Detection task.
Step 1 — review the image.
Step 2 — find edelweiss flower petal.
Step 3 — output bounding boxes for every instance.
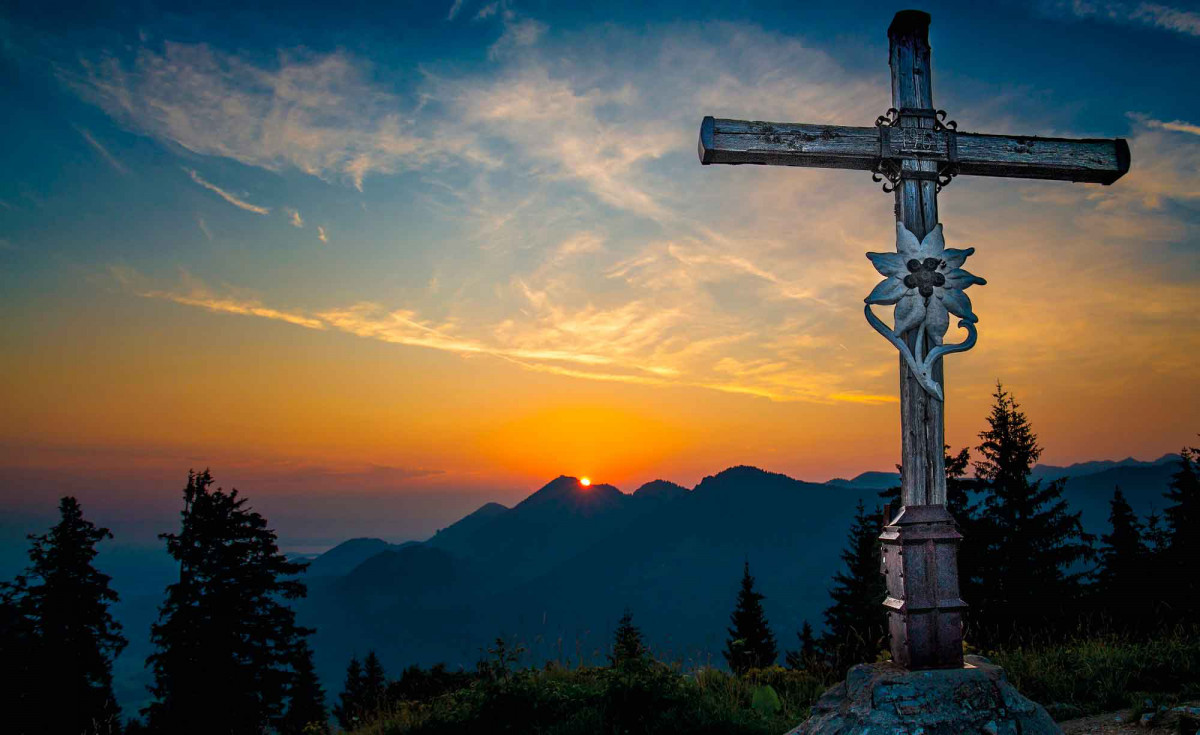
[893,293,926,335]
[896,221,921,258]
[941,289,977,322]
[917,223,945,260]
[944,268,987,290]
[925,297,950,343]
[867,251,908,278]
[866,277,909,305]
[941,247,975,270]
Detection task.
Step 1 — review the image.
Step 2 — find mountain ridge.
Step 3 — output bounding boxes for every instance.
[85,452,1188,716]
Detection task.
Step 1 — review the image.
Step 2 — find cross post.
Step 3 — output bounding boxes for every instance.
[697,9,1128,670]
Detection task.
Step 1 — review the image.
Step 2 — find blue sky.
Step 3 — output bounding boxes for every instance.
[1,0,1198,548]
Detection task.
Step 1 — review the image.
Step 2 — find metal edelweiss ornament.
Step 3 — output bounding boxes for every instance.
[863,222,986,401]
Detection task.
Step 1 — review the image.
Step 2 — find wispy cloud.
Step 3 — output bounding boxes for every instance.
[67,44,481,190]
[108,266,893,403]
[71,17,1199,413]
[1131,3,1200,35]
[1050,1,1200,36]
[75,126,128,174]
[184,168,269,214]
[1098,114,1200,209]
[109,266,325,329]
[195,213,213,241]
[489,17,548,59]
[285,207,304,228]
[1146,118,1200,137]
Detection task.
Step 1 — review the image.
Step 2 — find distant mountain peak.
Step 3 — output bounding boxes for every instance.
[305,537,417,578]
[465,501,508,518]
[709,465,774,481]
[693,466,803,497]
[631,479,688,507]
[1030,453,1182,481]
[633,479,688,497]
[515,476,624,511]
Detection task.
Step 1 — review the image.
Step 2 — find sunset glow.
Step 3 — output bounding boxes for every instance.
[0,1,1196,549]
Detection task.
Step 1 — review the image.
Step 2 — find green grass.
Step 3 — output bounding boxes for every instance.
[988,626,1200,718]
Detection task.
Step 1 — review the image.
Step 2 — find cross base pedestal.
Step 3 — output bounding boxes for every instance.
[787,656,1062,735]
[880,504,967,670]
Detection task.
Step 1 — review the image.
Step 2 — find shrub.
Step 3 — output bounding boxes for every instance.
[990,625,1200,717]
[347,661,830,735]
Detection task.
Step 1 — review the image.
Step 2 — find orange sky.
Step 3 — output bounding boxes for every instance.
[1,6,1197,546]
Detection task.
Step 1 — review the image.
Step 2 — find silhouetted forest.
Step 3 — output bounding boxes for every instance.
[3,384,1198,733]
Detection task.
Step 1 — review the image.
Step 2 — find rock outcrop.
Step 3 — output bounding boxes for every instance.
[789,655,1061,735]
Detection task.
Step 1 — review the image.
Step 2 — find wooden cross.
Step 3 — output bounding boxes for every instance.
[697,10,1128,670]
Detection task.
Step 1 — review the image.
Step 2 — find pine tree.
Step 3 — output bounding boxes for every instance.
[1096,487,1145,624]
[1162,445,1200,618]
[0,584,37,732]
[144,470,311,734]
[10,497,127,735]
[723,562,778,674]
[1139,507,1173,622]
[362,651,388,720]
[333,656,365,730]
[281,639,329,735]
[784,620,820,672]
[1144,509,1170,555]
[943,447,991,622]
[823,500,886,671]
[972,383,1094,644]
[609,608,648,667]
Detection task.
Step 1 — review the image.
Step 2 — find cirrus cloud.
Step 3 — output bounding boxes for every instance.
[66,44,480,190]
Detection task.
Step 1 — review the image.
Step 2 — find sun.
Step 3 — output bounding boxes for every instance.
[580,477,591,487]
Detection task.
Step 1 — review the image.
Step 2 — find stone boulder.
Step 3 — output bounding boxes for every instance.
[788,655,1061,735]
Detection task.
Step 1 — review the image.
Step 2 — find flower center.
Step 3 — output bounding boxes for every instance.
[903,258,946,297]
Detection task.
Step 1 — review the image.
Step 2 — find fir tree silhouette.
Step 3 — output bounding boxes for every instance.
[609,608,648,667]
[362,651,388,719]
[1097,486,1146,625]
[0,584,37,732]
[972,383,1094,644]
[5,497,126,735]
[723,561,777,674]
[823,500,886,671]
[144,470,311,734]
[1163,444,1200,619]
[281,639,329,735]
[1139,506,1174,625]
[334,656,365,730]
[1143,508,1170,555]
[784,620,821,673]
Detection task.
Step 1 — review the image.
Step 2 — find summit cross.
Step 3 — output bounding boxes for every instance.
[697,9,1128,670]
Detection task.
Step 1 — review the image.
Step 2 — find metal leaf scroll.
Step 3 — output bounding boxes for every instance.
[863,223,986,401]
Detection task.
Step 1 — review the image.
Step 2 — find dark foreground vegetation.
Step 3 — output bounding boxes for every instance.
[323,621,1200,735]
[2,382,1197,734]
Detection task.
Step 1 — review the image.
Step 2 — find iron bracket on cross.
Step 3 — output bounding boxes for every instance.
[872,107,960,193]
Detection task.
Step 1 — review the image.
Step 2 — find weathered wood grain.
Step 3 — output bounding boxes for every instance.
[698,117,1130,185]
[888,9,945,511]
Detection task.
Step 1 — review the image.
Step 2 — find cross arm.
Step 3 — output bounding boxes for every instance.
[698,116,1130,185]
